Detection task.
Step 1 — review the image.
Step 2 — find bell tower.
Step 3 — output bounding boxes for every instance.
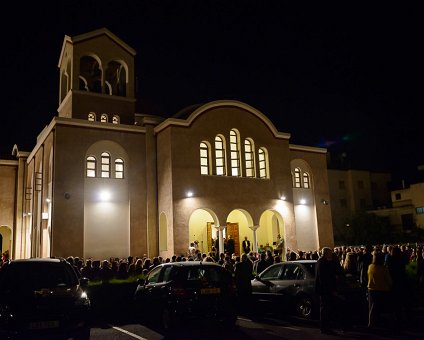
[57,28,136,125]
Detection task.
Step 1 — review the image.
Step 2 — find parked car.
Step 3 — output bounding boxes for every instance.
[251,260,365,320]
[134,261,237,330]
[0,258,91,339]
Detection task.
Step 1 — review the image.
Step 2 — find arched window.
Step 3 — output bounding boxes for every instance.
[258,147,269,179]
[230,129,241,176]
[303,172,310,189]
[79,56,102,93]
[115,158,124,179]
[215,135,226,176]
[86,156,96,177]
[88,112,96,121]
[200,142,210,175]
[244,139,255,177]
[100,114,108,123]
[294,167,301,188]
[112,115,120,124]
[101,152,111,178]
[105,61,127,97]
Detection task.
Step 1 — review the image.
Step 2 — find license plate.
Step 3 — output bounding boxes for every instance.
[200,287,220,295]
[29,320,60,330]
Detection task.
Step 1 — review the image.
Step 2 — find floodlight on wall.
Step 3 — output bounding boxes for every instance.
[46,198,51,203]
[299,199,306,205]
[42,212,49,220]
[280,195,286,201]
[186,191,193,198]
[321,199,329,205]
[99,190,112,201]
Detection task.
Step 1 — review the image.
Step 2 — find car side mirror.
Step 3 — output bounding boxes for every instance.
[80,277,89,289]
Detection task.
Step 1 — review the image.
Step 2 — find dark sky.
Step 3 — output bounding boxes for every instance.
[0,1,422,185]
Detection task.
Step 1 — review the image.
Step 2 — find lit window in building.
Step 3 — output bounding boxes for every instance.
[303,172,310,188]
[86,156,96,177]
[294,168,301,188]
[100,114,108,123]
[230,129,241,176]
[258,147,269,179]
[200,142,210,175]
[115,158,124,179]
[88,112,96,121]
[215,135,226,176]
[112,115,120,124]
[101,152,110,178]
[244,139,255,177]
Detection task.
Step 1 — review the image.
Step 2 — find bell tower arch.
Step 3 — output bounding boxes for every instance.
[57,28,136,125]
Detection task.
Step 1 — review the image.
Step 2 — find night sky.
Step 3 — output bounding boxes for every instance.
[0,1,422,186]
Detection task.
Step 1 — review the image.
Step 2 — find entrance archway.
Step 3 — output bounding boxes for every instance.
[227,209,253,256]
[0,226,12,257]
[188,209,219,255]
[258,210,285,253]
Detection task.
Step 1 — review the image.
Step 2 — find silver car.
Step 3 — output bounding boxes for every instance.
[251,260,318,319]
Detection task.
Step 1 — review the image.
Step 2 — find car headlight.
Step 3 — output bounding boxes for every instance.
[74,291,90,308]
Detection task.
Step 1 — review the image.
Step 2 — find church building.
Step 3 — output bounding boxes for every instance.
[0,28,334,260]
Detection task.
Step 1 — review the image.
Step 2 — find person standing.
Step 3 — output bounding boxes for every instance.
[242,236,251,254]
[367,251,392,328]
[234,253,254,314]
[226,235,235,256]
[315,247,342,334]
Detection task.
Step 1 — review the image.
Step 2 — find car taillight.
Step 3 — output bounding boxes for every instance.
[171,287,188,297]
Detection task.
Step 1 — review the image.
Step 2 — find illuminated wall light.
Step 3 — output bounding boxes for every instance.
[46,198,51,203]
[299,199,306,205]
[42,212,49,220]
[280,195,286,201]
[186,191,193,198]
[99,190,112,201]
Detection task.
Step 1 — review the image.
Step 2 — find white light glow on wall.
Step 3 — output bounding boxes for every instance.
[186,191,193,197]
[99,190,112,201]
[280,195,286,201]
[299,198,306,205]
[42,212,49,220]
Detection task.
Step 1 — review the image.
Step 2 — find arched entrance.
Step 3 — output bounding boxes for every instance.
[188,209,219,255]
[227,209,254,256]
[258,210,285,254]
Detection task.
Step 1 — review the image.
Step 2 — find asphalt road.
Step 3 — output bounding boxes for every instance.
[88,313,424,340]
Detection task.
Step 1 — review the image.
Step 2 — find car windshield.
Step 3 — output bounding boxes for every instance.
[0,262,78,291]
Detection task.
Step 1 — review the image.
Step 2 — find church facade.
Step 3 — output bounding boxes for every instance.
[0,28,334,260]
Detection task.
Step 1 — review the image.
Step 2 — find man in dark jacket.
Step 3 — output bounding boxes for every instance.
[315,247,342,334]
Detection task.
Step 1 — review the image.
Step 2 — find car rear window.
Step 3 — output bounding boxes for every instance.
[174,266,230,286]
[0,262,78,290]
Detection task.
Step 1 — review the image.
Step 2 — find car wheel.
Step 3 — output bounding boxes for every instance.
[295,295,313,319]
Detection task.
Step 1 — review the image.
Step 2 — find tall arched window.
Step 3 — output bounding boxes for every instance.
[101,152,111,178]
[86,156,96,177]
[100,114,108,123]
[244,139,255,177]
[258,147,269,179]
[88,112,96,121]
[303,172,310,189]
[112,115,120,124]
[230,129,241,176]
[200,142,210,175]
[294,167,301,188]
[215,135,226,176]
[115,158,124,179]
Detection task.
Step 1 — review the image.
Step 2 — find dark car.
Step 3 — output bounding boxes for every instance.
[251,260,365,320]
[251,260,318,319]
[0,258,91,339]
[133,261,237,330]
